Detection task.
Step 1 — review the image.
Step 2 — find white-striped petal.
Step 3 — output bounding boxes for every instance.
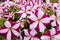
[38,9,44,18]
[21,13,27,18]
[30,21,38,29]
[41,18,50,23]
[30,29,37,36]
[50,15,56,20]
[41,36,50,40]
[0,29,8,33]
[24,37,30,40]
[39,22,46,32]
[50,28,56,35]
[4,21,11,28]
[51,21,56,26]
[33,37,40,40]
[6,30,11,40]
[12,30,19,36]
[24,29,29,36]
[54,34,60,40]
[28,13,37,21]
[57,19,60,25]
[12,23,20,29]
[17,10,23,13]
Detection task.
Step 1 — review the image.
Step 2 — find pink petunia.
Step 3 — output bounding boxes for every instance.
[0,21,20,40]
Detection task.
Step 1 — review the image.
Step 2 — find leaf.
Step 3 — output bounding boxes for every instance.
[0,35,5,40]
[9,6,19,13]
[36,30,42,37]
[50,0,58,2]
[10,13,20,22]
[0,18,6,27]
[48,10,55,16]
[44,23,54,33]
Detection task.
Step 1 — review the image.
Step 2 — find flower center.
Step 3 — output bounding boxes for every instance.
[37,18,41,22]
[8,27,13,31]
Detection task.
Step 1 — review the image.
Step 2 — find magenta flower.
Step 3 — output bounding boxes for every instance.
[0,21,20,40]
[29,9,50,32]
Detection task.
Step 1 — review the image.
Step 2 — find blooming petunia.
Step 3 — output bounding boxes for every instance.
[50,9,60,26]
[41,28,58,40]
[29,8,50,32]
[0,21,20,40]
[24,29,40,40]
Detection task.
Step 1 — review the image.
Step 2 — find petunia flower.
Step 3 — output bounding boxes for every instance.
[29,8,50,32]
[41,28,58,40]
[24,29,40,40]
[0,21,20,40]
[50,9,60,26]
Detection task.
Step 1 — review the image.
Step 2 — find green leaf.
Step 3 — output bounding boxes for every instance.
[0,35,5,40]
[0,18,6,27]
[9,6,19,13]
[46,9,55,16]
[44,23,53,33]
[50,0,57,2]
[48,10,55,16]
[10,13,20,22]
[36,30,42,37]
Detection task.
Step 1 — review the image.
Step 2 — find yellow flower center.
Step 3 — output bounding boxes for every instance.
[37,18,41,22]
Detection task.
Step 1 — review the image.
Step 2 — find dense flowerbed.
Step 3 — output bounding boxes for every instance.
[0,0,60,40]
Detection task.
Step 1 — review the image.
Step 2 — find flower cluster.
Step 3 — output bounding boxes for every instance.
[0,0,60,40]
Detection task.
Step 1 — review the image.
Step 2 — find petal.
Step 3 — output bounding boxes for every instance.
[12,30,19,36]
[30,21,38,29]
[31,37,34,40]
[28,13,37,21]
[50,15,56,20]
[50,28,56,35]
[56,10,60,16]
[0,29,8,33]
[24,29,29,36]
[30,29,37,36]
[51,21,56,26]
[12,23,20,29]
[41,36,50,40]
[38,9,44,18]
[57,19,60,25]
[33,37,40,40]
[24,37,30,40]
[54,34,60,40]
[17,10,23,13]
[21,13,27,18]
[6,30,11,40]
[4,21,11,28]
[41,18,50,23]
[39,22,46,32]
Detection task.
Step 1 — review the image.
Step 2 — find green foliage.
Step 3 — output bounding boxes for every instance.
[46,9,55,16]
[36,30,42,37]
[50,0,57,2]
[0,35,5,40]
[44,23,53,33]
[10,13,20,22]
[9,6,19,13]
[0,18,6,27]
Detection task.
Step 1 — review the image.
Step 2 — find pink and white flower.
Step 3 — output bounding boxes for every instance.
[29,8,50,32]
[24,29,40,40]
[50,9,60,26]
[41,28,58,40]
[0,21,20,40]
